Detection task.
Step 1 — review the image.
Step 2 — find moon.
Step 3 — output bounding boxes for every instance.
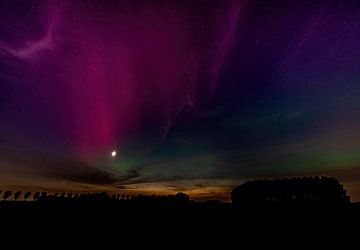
[111,150,117,158]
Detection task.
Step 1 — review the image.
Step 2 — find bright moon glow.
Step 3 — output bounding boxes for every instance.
[111,150,117,158]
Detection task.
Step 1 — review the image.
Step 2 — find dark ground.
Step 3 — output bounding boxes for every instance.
[1,201,359,249]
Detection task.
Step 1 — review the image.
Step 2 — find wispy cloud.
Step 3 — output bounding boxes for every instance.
[0,6,60,61]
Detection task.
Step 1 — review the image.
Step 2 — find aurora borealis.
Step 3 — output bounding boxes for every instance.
[1,0,360,201]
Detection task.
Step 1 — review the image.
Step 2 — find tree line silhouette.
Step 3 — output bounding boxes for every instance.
[0,176,353,206]
[231,176,350,206]
[0,190,190,203]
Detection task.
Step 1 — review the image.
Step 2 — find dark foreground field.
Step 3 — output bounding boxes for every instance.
[1,201,359,249]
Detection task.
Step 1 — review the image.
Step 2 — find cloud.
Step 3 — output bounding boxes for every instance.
[0,30,53,60]
[209,1,246,96]
[35,159,156,186]
[0,4,60,61]
[42,161,119,185]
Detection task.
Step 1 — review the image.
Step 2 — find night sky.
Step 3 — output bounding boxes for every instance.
[1,0,360,201]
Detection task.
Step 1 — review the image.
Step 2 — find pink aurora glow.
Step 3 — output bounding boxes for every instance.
[20,1,243,161]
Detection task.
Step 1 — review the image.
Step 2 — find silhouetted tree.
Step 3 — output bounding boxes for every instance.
[24,192,31,201]
[33,192,41,200]
[14,191,22,201]
[40,192,47,199]
[3,191,12,200]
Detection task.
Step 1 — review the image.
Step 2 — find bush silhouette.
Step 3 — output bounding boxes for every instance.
[174,192,190,202]
[232,176,350,206]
